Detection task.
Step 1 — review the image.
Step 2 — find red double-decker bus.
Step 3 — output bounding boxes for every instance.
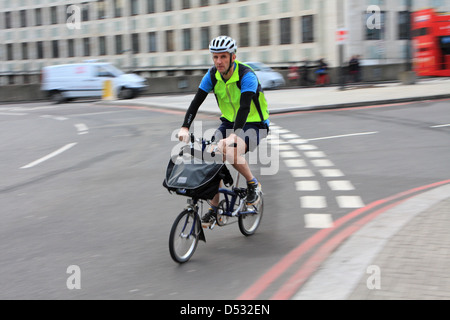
[412,8,450,76]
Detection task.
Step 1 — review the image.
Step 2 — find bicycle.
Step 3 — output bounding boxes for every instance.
[166,134,264,264]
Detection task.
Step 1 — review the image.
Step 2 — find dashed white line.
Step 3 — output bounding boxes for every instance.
[304,213,333,229]
[327,180,355,191]
[290,169,315,178]
[300,196,327,209]
[320,169,345,177]
[296,181,321,191]
[307,131,378,141]
[284,159,307,168]
[75,123,89,135]
[336,196,365,208]
[280,151,301,158]
[20,142,78,169]
[311,159,334,167]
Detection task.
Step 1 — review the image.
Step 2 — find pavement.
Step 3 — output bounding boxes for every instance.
[98,77,450,300]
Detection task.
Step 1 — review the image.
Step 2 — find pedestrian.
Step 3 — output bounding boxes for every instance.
[288,64,300,86]
[348,55,361,83]
[315,58,330,86]
[300,59,312,87]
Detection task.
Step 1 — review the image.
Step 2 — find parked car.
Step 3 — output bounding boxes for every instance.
[41,62,147,103]
[244,62,286,89]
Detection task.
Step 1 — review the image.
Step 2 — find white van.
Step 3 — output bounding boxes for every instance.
[41,62,147,103]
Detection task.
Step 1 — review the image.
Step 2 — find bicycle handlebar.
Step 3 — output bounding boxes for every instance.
[175,132,237,158]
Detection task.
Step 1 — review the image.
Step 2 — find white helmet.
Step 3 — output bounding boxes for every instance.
[209,36,237,54]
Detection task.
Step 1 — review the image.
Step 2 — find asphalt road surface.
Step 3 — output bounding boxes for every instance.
[0,98,448,300]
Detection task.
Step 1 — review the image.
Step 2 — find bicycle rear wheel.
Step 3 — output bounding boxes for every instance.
[238,195,263,236]
[169,209,200,263]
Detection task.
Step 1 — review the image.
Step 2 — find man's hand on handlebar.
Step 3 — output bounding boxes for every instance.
[177,127,190,143]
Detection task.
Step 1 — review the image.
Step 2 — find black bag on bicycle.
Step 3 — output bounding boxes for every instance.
[163,155,233,200]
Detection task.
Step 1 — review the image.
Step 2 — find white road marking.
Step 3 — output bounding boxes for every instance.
[311,159,334,167]
[327,180,355,191]
[296,144,318,151]
[20,143,78,169]
[75,123,89,135]
[320,169,344,177]
[296,181,320,191]
[281,133,301,139]
[430,123,450,128]
[308,131,378,141]
[304,213,333,229]
[304,151,326,158]
[290,169,315,178]
[336,196,365,208]
[68,110,125,117]
[0,112,27,116]
[41,115,68,121]
[284,159,307,168]
[300,196,327,208]
[280,151,301,158]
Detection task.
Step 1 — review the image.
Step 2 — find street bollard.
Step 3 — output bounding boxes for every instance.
[102,79,116,100]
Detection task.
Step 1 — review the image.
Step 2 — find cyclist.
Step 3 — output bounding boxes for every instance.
[177,35,270,226]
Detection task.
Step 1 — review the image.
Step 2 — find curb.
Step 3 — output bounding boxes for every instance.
[96,93,450,116]
[292,182,450,300]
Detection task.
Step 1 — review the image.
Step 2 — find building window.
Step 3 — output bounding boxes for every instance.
[147,0,155,13]
[37,41,44,59]
[302,15,314,43]
[82,3,89,21]
[183,29,192,50]
[166,30,175,51]
[52,40,59,58]
[220,25,229,36]
[165,0,173,12]
[398,11,411,40]
[239,23,250,47]
[114,0,123,18]
[115,35,123,54]
[200,0,209,6]
[5,12,12,29]
[259,20,270,46]
[131,0,139,16]
[182,0,191,9]
[97,0,106,19]
[20,10,27,28]
[280,18,291,44]
[83,38,90,56]
[68,39,75,57]
[51,7,58,24]
[201,27,210,49]
[22,43,28,60]
[148,32,157,52]
[132,33,140,53]
[99,36,107,55]
[35,8,42,26]
[7,44,14,60]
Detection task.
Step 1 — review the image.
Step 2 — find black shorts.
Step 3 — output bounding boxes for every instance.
[214,117,269,153]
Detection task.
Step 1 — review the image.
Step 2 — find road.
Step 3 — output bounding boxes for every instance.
[0,98,448,300]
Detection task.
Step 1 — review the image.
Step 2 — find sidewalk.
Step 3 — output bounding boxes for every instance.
[98,77,450,115]
[293,183,450,300]
[100,77,450,300]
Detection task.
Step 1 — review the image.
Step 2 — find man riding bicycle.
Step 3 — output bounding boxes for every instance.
[177,36,270,227]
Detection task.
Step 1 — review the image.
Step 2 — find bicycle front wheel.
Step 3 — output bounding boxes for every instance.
[238,196,263,236]
[169,209,199,263]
